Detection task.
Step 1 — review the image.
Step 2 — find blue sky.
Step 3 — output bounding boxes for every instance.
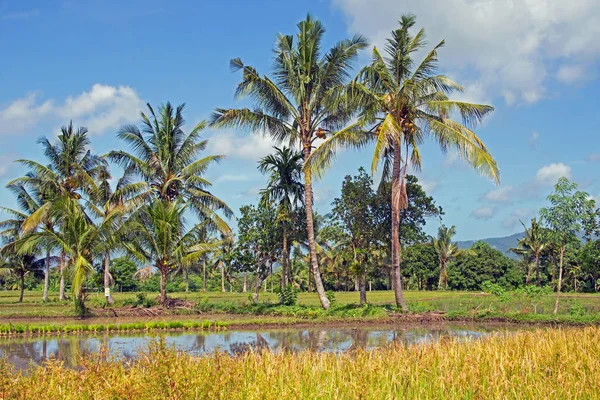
[1,0,599,241]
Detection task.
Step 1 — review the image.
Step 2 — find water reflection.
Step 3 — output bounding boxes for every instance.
[0,324,519,370]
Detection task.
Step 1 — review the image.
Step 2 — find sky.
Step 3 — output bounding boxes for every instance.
[0,0,599,241]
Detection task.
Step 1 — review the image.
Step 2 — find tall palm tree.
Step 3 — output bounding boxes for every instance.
[307,15,499,309]
[211,15,367,309]
[432,225,468,290]
[124,200,218,306]
[511,218,547,286]
[258,146,304,289]
[108,102,232,233]
[210,234,236,293]
[9,122,105,300]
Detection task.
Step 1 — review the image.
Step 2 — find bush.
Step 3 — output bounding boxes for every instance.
[275,285,298,306]
[326,290,337,306]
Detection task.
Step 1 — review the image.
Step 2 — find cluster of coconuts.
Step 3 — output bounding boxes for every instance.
[316,128,327,139]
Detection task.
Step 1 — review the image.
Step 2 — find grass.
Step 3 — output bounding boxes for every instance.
[1,290,600,334]
[0,327,598,399]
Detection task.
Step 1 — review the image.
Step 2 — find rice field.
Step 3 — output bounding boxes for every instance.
[0,327,598,399]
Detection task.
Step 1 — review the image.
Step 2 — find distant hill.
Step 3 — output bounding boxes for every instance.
[457,232,523,258]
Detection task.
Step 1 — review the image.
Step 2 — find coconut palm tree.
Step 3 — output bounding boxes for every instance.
[108,102,232,234]
[124,200,218,306]
[9,122,105,300]
[18,197,115,314]
[87,165,146,304]
[211,15,367,309]
[2,183,56,301]
[0,210,47,303]
[210,234,236,293]
[307,15,498,309]
[258,146,304,289]
[432,225,469,290]
[511,218,547,286]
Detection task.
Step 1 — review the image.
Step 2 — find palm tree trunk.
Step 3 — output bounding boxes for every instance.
[221,263,225,293]
[19,273,25,303]
[59,252,66,301]
[525,262,532,286]
[243,273,247,293]
[302,147,330,310]
[282,225,289,289]
[391,143,408,310]
[554,246,565,314]
[104,253,114,305]
[354,244,367,305]
[159,267,168,306]
[202,259,207,292]
[42,250,50,302]
[535,253,541,287]
[438,260,448,290]
[185,267,189,293]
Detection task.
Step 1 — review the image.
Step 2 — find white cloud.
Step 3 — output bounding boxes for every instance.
[503,208,533,229]
[535,163,572,185]
[470,206,495,221]
[209,132,276,161]
[557,64,587,83]
[0,84,142,136]
[334,0,600,104]
[482,186,513,203]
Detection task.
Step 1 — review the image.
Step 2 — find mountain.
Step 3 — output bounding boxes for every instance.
[457,232,523,258]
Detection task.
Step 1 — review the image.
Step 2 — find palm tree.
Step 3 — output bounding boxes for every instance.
[18,197,113,314]
[108,102,232,233]
[211,15,367,309]
[9,122,105,300]
[511,218,547,286]
[258,146,304,289]
[88,166,146,304]
[124,200,218,306]
[307,15,498,309]
[432,225,468,290]
[2,183,56,301]
[0,211,47,303]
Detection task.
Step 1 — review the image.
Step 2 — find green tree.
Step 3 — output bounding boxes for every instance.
[330,167,379,304]
[109,258,138,292]
[307,15,498,309]
[108,102,232,233]
[211,15,367,310]
[579,240,600,292]
[448,242,521,291]
[236,204,280,303]
[510,218,547,286]
[402,243,438,290]
[540,177,591,313]
[258,146,304,289]
[124,200,217,306]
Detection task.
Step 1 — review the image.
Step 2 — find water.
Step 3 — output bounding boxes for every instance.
[0,323,523,370]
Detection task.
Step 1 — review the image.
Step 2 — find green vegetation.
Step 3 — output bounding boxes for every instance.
[0,328,598,398]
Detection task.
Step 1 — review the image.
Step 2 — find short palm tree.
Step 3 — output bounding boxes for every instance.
[511,218,547,287]
[108,102,232,233]
[432,225,468,290]
[124,200,218,306]
[210,234,236,293]
[258,146,304,289]
[308,15,499,309]
[211,15,367,309]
